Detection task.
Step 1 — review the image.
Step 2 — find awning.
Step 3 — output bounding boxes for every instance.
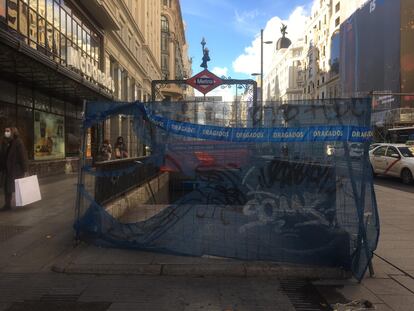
[0,28,114,104]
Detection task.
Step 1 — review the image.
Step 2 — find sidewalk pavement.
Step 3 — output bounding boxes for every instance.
[315,179,414,311]
[0,174,414,310]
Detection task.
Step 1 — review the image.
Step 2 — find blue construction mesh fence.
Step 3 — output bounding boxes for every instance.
[74,98,379,281]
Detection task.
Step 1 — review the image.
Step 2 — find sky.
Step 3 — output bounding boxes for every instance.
[180,0,314,99]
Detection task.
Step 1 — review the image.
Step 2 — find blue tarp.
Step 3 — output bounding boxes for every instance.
[75,99,379,281]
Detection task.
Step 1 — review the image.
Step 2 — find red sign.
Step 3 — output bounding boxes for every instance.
[186,70,223,95]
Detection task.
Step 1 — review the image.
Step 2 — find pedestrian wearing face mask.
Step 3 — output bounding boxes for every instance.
[0,127,28,211]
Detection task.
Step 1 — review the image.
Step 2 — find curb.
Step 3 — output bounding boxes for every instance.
[51,261,350,279]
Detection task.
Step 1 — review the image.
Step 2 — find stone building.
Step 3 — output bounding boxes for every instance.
[0,0,188,176]
[159,0,192,101]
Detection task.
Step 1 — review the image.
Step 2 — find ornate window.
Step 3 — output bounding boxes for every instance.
[161,15,169,77]
[161,15,169,32]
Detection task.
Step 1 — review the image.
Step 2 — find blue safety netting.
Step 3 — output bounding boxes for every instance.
[75,99,379,281]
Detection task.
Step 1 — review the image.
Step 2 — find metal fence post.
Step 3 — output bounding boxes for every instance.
[74,100,88,245]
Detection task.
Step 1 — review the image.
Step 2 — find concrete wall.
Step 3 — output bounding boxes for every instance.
[104,172,170,219]
[28,157,79,178]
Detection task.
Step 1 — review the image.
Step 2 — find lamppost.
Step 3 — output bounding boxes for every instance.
[252,29,273,126]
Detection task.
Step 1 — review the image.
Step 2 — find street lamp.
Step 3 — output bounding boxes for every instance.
[252,29,273,126]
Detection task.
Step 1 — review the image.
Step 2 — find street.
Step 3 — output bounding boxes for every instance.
[0,174,412,310]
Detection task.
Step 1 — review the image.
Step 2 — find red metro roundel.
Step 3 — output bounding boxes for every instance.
[186,70,223,95]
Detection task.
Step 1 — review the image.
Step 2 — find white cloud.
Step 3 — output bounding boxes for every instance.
[211,66,229,77]
[233,9,262,35]
[232,6,308,76]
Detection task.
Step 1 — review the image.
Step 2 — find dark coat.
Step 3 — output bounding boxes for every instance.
[0,137,28,193]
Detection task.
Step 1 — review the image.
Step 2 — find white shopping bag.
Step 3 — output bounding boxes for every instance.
[15,175,42,206]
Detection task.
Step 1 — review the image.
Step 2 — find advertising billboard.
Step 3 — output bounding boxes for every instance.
[400,0,414,107]
[340,0,400,100]
[34,111,65,160]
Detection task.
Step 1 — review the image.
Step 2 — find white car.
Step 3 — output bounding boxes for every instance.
[369,144,414,184]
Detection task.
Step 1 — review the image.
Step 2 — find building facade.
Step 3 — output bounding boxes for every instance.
[0,0,176,176]
[159,0,192,101]
[340,0,414,131]
[292,0,366,100]
[102,0,161,159]
[263,39,305,102]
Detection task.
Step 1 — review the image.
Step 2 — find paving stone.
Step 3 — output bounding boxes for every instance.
[0,303,12,311]
[372,304,394,311]
[391,276,414,294]
[379,295,414,311]
[362,278,413,296]
[370,256,405,278]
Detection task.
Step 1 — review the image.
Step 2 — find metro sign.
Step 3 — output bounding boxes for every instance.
[186,69,223,95]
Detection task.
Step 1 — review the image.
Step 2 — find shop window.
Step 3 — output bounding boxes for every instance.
[65,12,71,39]
[45,22,53,53]
[53,0,59,29]
[0,102,17,133]
[65,102,77,118]
[76,23,81,47]
[17,106,34,160]
[59,6,65,34]
[0,80,16,103]
[86,32,91,55]
[38,16,45,46]
[72,21,77,45]
[60,34,66,62]
[65,117,81,156]
[81,28,86,51]
[34,91,50,111]
[46,0,52,22]
[19,0,29,38]
[27,0,37,11]
[50,97,64,115]
[34,110,65,160]
[7,0,18,30]
[38,0,46,17]
[91,37,98,61]
[17,85,33,107]
[1,0,6,20]
[53,28,59,58]
[28,9,36,47]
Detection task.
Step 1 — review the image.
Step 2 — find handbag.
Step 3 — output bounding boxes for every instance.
[15,175,42,206]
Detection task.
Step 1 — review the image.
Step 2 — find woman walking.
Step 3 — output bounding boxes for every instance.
[0,127,28,211]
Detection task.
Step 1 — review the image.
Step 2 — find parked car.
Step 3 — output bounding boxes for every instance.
[326,142,364,158]
[369,143,414,184]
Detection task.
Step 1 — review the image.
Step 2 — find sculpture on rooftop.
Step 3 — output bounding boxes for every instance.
[200,37,210,69]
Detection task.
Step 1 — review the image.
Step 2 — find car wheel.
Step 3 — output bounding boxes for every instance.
[401,168,413,185]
